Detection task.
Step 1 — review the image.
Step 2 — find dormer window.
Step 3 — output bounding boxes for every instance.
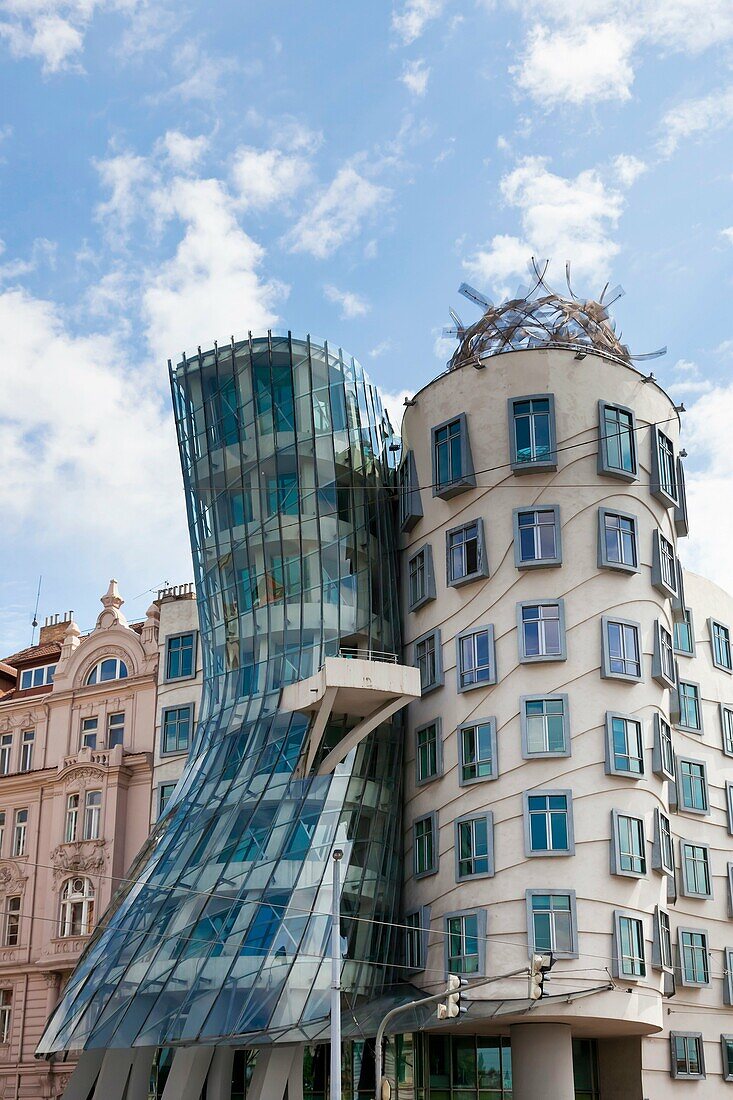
[86,658,128,686]
[19,664,56,690]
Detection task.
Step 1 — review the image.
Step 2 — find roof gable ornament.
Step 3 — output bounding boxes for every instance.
[96,579,128,631]
[443,257,666,370]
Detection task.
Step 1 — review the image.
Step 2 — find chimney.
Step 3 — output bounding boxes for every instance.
[39,611,74,645]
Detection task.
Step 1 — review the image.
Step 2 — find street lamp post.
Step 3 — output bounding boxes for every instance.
[331,848,344,1100]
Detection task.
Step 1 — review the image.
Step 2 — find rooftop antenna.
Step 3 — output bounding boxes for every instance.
[30,575,42,646]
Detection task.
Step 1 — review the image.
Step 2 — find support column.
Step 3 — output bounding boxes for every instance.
[206,1047,236,1100]
[160,1047,215,1100]
[510,1023,575,1100]
[247,1045,301,1100]
[126,1048,157,1100]
[60,1051,104,1100]
[287,1043,304,1100]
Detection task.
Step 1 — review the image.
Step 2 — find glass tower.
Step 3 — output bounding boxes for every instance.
[38,334,404,1053]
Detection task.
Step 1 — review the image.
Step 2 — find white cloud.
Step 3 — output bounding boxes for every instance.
[667,380,712,398]
[392,0,445,44]
[323,284,370,319]
[513,22,634,106]
[379,388,412,434]
[143,176,285,363]
[433,332,456,362]
[682,384,733,594]
[231,146,311,209]
[722,227,733,246]
[464,156,625,293]
[286,166,390,259]
[0,10,84,72]
[400,58,430,97]
[94,152,155,245]
[0,237,56,283]
[658,85,733,155]
[160,40,239,102]
[612,154,647,187]
[369,340,392,358]
[673,358,700,375]
[156,131,209,171]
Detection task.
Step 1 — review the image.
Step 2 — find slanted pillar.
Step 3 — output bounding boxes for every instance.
[247,1045,302,1100]
[161,1047,215,1100]
[509,1023,574,1100]
[60,1051,104,1099]
[206,1047,236,1100]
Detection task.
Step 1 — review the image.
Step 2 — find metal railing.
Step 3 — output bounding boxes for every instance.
[337,647,398,664]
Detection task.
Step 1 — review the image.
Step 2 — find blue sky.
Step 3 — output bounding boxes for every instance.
[1,0,733,653]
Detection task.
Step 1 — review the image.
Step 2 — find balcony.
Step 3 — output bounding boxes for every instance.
[281,651,421,775]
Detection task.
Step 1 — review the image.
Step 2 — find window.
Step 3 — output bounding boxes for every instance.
[431,414,475,498]
[652,714,675,781]
[653,809,674,877]
[679,929,710,986]
[414,813,437,878]
[513,506,562,568]
[107,712,125,749]
[455,813,493,880]
[681,842,712,899]
[3,898,20,947]
[404,910,428,971]
[601,617,642,681]
[722,706,733,756]
[446,519,488,586]
[457,626,496,691]
[527,890,577,958]
[522,695,570,758]
[83,792,101,841]
[446,912,482,975]
[728,783,733,835]
[675,456,689,537]
[0,736,11,777]
[59,877,95,938]
[19,730,33,773]
[11,810,27,858]
[651,531,678,598]
[65,794,79,843]
[605,713,644,777]
[415,720,441,785]
[598,509,638,572]
[652,622,676,688]
[653,907,674,977]
[459,720,497,784]
[613,911,646,978]
[677,758,709,814]
[674,608,695,656]
[651,427,678,506]
[524,790,573,855]
[0,813,4,855]
[509,394,557,472]
[722,1036,733,1082]
[711,619,733,672]
[86,657,128,686]
[414,630,442,694]
[677,681,702,732]
[670,1033,705,1079]
[398,451,422,531]
[266,473,298,515]
[407,545,435,611]
[19,663,55,690]
[725,948,733,1005]
[598,401,637,479]
[518,600,566,662]
[611,811,646,877]
[165,633,196,680]
[158,782,176,818]
[728,866,733,918]
[0,990,10,1044]
[162,706,192,755]
[80,717,98,750]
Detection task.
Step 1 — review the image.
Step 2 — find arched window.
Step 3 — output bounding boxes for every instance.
[59,877,95,938]
[86,658,128,686]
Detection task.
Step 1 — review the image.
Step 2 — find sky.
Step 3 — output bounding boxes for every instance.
[1,0,733,655]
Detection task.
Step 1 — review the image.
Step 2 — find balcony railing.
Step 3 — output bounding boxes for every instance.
[337,647,398,664]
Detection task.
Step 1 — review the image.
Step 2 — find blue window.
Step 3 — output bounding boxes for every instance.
[446,912,480,974]
[158,783,176,818]
[86,658,128,686]
[434,419,464,487]
[166,633,195,680]
[526,793,571,853]
[267,474,299,516]
[510,395,556,469]
[162,706,192,754]
[241,893,289,955]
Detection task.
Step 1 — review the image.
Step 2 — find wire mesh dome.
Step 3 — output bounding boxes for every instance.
[445,259,665,371]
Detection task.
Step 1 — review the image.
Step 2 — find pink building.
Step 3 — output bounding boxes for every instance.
[0,582,160,1099]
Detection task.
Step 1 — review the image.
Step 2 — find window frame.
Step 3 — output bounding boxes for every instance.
[680,840,712,900]
[443,908,487,977]
[517,599,567,664]
[674,456,689,537]
[652,713,674,781]
[604,711,644,778]
[458,718,498,786]
[164,630,198,682]
[106,711,125,750]
[525,888,578,960]
[678,928,710,988]
[85,656,129,686]
[601,616,643,682]
[512,505,562,569]
[157,782,176,819]
[11,809,27,858]
[3,897,20,948]
[161,704,193,756]
[597,508,639,574]
[407,544,436,612]
[652,621,677,689]
[710,618,733,673]
[651,426,679,507]
[431,413,476,499]
[670,1032,705,1080]
[413,628,443,695]
[673,607,695,656]
[521,693,571,759]
[446,518,489,587]
[652,905,673,974]
[0,989,10,1045]
[597,400,638,481]
[403,906,430,973]
[610,809,647,879]
[398,450,423,532]
[722,705,733,758]
[413,811,438,879]
[456,625,497,693]
[727,783,733,836]
[523,788,574,857]
[454,811,494,882]
[414,719,443,787]
[676,756,710,816]
[652,808,675,877]
[83,791,102,842]
[19,730,33,774]
[651,530,678,599]
[724,947,733,1005]
[508,393,558,473]
[612,909,646,980]
[676,679,703,734]
[722,1035,733,1082]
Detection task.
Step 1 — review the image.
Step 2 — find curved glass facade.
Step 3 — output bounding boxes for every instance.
[38,334,403,1053]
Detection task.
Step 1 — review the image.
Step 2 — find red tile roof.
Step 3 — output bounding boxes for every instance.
[2,641,62,667]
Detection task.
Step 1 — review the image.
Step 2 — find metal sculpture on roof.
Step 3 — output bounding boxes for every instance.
[444,258,666,370]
